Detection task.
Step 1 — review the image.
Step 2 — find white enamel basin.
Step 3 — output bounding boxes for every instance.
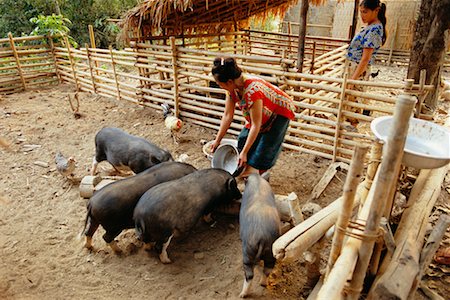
[371,116,450,169]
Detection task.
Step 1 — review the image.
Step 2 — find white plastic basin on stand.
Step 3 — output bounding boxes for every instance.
[371,116,450,169]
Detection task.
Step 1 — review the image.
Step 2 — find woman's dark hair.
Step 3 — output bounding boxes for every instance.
[360,0,387,45]
[211,57,242,83]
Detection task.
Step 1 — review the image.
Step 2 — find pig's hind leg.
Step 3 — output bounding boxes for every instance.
[260,251,276,287]
[157,234,174,264]
[83,215,99,250]
[102,228,124,255]
[239,261,255,298]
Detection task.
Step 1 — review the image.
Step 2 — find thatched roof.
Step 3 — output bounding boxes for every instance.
[121,0,328,40]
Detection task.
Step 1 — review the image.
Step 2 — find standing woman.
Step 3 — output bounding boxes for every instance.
[346,0,387,122]
[210,57,296,178]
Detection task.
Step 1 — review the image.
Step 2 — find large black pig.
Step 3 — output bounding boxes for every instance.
[133,168,242,264]
[91,127,173,175]
[82,162,196,254]
[239,174,281,298]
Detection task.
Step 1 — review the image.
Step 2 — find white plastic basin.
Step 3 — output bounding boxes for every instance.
[211,143,239,174]
[371,116,450,169]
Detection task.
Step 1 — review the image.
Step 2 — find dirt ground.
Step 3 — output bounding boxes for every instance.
[0,64,449,299]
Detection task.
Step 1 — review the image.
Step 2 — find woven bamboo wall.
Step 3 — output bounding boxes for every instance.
[0,34,60,94]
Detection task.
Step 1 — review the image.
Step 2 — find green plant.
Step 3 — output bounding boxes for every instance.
[30,14,77,47]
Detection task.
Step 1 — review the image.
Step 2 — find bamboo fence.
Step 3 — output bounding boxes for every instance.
[0,32,434,163]
[0,34,61,94]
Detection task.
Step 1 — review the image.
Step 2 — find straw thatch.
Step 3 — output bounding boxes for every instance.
[120,0,328,40]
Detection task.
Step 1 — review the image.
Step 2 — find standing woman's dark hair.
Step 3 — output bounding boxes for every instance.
[360,0,387,45]
[212,57,242,83]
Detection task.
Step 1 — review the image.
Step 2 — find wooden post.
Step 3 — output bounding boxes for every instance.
[109,45,121,101]
[388,20,398,65]
[297,0,309,72]
[64,35,80,92]
[287,21,292,58]
[170,36,180,117]
[347,95,417,300]
[369,166,449,300]
[326,144,369,277]
[85,43,97,93]
[350,0,359,40]
[310,41,316,73]
[47,35,62,84]
[8,32,26,91]
[332,72,348,162]
[88,25,99,76]
[409,214,450,298]
[359,140,383,207]
[415,69,427,117]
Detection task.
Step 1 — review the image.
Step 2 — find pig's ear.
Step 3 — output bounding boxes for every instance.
[227,178,237,190]
[150,156,160,164]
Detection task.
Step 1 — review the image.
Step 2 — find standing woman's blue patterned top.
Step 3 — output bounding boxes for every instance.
[347,23,384,65]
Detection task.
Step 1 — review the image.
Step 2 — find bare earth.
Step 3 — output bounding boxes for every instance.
[1,64,448,299]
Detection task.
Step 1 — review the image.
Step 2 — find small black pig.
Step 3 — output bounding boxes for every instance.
[239,174,281,298]
[133,168,242,263]
[82,162,196,254]
[91,127,173,175]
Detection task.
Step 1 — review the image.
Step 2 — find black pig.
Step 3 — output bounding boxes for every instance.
[239,174,281,298]
[91,127,173,175]
[82,162,196,254]
[133,168,242,263]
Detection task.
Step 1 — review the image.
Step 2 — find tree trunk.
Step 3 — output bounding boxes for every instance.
[407,0,450,110]
[297,0,309,72]
[54,0,61,15]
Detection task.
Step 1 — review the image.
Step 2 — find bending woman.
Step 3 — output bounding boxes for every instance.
[210,57,296,178]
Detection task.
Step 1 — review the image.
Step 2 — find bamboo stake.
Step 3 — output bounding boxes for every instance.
[170,36,180,117]
[109,45,121,101]
[88,25,99,76]
[310,41,316,73]
[47,35,62,83]
[84,43,96,93]
[64,35,80,92]
[8,32,26,90]
[359,140,383,208]
[347,94,417,300]
[416,69,427,118]
[388,20,398,65]
[326,144,369,277]
[332,72,348,162]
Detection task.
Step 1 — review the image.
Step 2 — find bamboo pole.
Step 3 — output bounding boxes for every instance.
[297,0,309,72]
[47,35,62,83]
[88,25,99,77]
[332,72,348,162]
[170,37,180,117]
[8,32,26,90]
[346,94,417,300]
[85,44,96,93]
[63,36,80,92]
[416,69,427,118]
[326,144,369,277]
[359,140,383,208]
[109,46,121,101]
[388,20,398,65]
